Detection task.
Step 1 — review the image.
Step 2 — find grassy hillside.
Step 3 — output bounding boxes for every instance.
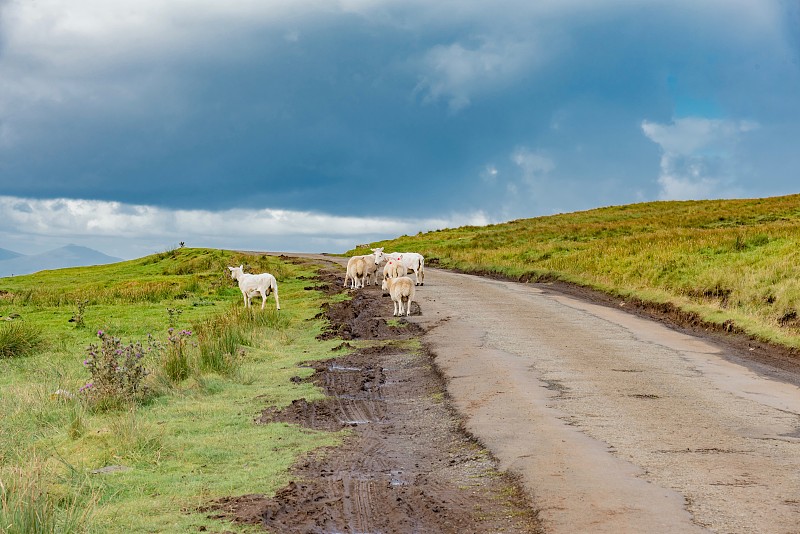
[0,248,343,532]
[353,194,800,350]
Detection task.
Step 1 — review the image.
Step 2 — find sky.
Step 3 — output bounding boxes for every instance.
[1,0,798,259]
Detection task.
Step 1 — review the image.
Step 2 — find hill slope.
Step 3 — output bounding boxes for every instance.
[354,194,800,349]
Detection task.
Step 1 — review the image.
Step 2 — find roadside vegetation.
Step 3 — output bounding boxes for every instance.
[0,248,342,532]
[354,194,800,350]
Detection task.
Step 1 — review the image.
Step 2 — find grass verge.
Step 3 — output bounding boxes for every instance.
[0,248,344,532]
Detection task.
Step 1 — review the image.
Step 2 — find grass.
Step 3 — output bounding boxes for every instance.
[0,321,46,359]
[353,194,800,350]
[0,248,344,532]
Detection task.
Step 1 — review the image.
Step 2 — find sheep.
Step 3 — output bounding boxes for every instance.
[228,265,280,310]
[374,250,425,286]
[382,258,407,281]
[344,247,385,288]
[344,257,367,289]
[381,276,416,317]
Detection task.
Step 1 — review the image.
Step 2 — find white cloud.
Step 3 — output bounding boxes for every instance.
[511,146,555,184]
[654,154,721,200]
[641,117,758,155]
[481,164,499,184]
[641,117,758,200]
[0,195,493,258]
[415,37,541,111]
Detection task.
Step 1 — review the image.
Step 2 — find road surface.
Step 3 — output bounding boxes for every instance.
[407,267,800,533]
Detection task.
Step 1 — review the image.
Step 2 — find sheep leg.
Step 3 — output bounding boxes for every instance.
[273,282,281,310]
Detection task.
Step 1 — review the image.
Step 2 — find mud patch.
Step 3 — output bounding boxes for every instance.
[204,263,542,533]
[316,286,423,341]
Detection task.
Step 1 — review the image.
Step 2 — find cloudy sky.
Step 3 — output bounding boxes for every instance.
[1,0,798,259]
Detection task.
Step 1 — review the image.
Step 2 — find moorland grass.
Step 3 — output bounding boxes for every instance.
[354,194,800,349]
[0,248,343,532]
[0,321,45,359]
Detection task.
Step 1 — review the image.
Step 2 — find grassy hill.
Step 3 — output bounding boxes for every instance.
[352,194,800,350]
[0,248,343,532]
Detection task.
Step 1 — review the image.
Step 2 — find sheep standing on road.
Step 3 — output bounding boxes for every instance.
[345,257,367,289]
[345,248,385,288]
[382,276,416,317]
[382,258,408,281]
[228,265,280,310]
[373,250,425,286]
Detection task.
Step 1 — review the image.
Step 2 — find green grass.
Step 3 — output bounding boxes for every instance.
[353,194,800,350]
[0,248,344,532]
[0,321,46,359]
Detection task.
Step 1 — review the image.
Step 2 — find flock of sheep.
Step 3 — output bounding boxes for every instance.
[227,247,425,317]
[344,247,424,317]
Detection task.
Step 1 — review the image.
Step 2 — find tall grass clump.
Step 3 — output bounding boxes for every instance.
[0,461,93,534]
[0,321,45,359]
[194,314,248,375]
[159,328,194,383]
[191,306,289,375]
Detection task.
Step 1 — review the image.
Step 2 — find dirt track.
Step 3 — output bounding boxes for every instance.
[218,254,800,533]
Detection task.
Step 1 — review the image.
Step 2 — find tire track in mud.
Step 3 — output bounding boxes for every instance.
[202,265,542,533]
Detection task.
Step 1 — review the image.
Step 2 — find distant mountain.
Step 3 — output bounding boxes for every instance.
[0,244,122,278]
[0,248,23,261]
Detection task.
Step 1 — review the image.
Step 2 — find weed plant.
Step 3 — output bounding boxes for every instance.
[80,331,152,409]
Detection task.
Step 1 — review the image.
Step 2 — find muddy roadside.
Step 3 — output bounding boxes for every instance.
[203,261,543,533]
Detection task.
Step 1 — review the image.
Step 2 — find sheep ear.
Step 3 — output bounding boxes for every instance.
[239,265,243,270]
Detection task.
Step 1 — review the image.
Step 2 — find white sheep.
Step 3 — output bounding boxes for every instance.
[374,250,424,286]
[344,257,367,289]
[382,276,416,317]
[228,265,280,310]
[382,258,407,281]
[344,248,385,288]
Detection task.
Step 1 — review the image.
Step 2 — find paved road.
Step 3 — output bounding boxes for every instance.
[407,268,800,533]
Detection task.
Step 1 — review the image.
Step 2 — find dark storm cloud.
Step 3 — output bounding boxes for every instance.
[0,1,798,257]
